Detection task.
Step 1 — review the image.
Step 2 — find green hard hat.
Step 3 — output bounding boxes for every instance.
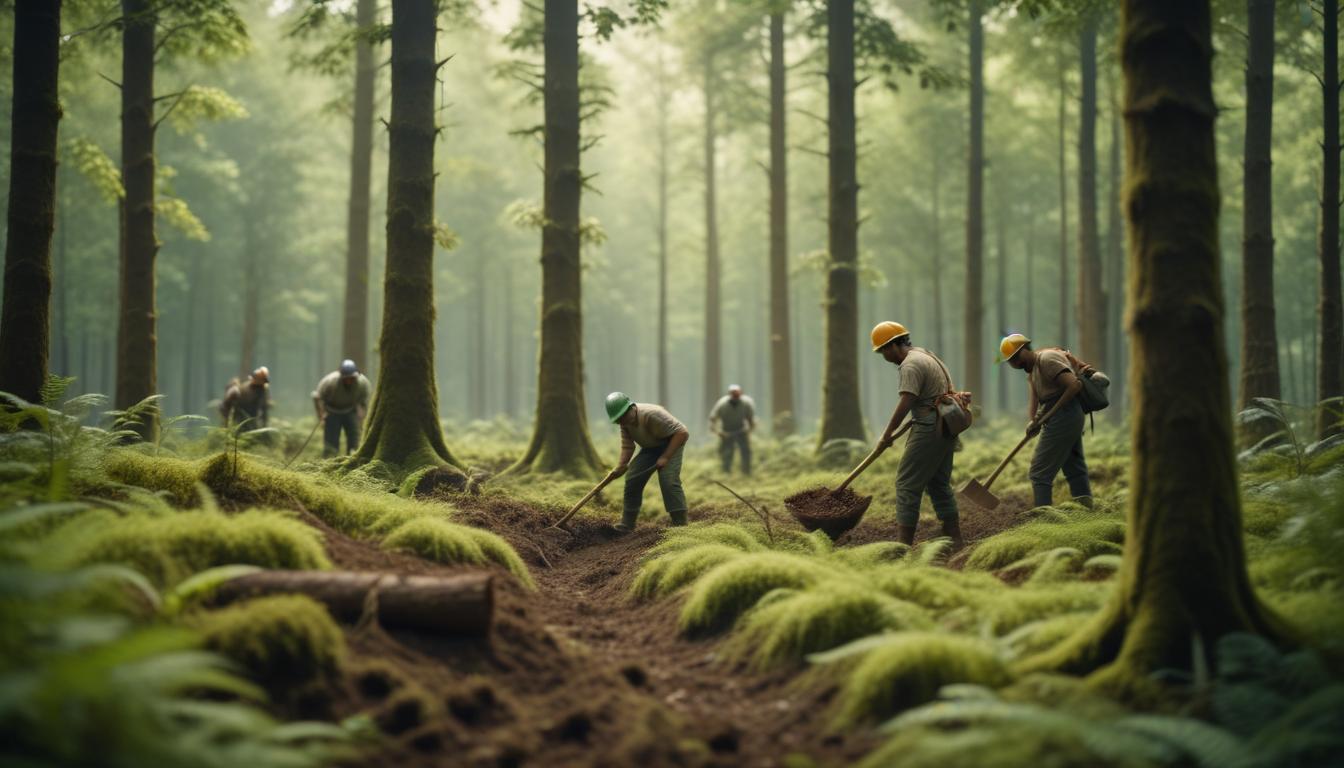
[605,392,634,423]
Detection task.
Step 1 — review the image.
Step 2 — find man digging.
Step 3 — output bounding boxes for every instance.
[605,392,691,533]
[709,384,756,476]
[313,359,372,458]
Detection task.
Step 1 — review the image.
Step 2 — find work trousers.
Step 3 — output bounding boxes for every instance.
[718,432,752,475]
[1029,399,1092,507]
[895,422,959,527]
[323,411,360,457]
[620,441,688,530]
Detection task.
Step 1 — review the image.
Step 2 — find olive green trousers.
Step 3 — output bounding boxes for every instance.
[895,422,959,527]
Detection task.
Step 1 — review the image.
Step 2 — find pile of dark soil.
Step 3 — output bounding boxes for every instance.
[785,487,873,539]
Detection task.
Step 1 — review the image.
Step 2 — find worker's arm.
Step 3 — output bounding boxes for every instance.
[312,391,325,421]
[880,392,918,447]
[657,428,690,468]
[1028,371,1082,436]
[1027,379,1038,423]
[613,427,634,475]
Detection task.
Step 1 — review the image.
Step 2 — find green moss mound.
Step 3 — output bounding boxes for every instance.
[647,522,767,558]
[727,581,934,669]
[632,543,747,600]
[829,632,1012,725]
[193,595,345,691]
[977,582,1113,635]
[381,517,534,587]
[964,513,1125,572]
[873,564,1003,614]
[61,509,330,586]
[677,552,833,636]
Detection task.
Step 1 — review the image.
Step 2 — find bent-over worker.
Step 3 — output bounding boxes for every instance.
[1000,333,1093,509]
[872,322,963,549]
[313,359,372,457]
[221,367,271,430]
[709,384,756,475]
[606,392,690,532]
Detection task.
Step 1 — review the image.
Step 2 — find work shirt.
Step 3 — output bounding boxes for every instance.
[313,372,372,415]
[620,403,687,452]
[708,395,756,435]
[222,380,269,426]
[1029,348,1074,403]
[898,348,950,423]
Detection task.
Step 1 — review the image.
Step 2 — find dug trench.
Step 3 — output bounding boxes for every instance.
[275,489,1031,767]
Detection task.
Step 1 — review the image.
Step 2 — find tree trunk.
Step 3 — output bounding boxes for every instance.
[818,0,865,444]
[55,165,68,379]
[0,0,61,406]
[182,253,198,413]
[1238,0,1280,437]
[656,45,670,409]
[1318,0,1343,438]
[996,180,1008,412]
[215,570,493,637]
[768,11,795,436]
[239,223,259,377]
[1106,70,1125,416]
[1024,0,1284,695]
[1057,53,1069,349]
[1077,13,1106,366]
[702,54,723,420]
[510,0,603,476]
[472,252,486,418]
[931,135,945,352]
[115,0,158,439]
[962,0,985,401]
[351,0,459,472]
[504,262,516,417]
[342,0,377,368]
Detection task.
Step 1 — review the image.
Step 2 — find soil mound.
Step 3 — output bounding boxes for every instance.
[785,487,873,539]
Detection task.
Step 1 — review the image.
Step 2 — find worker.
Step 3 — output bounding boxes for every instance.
[999,333,1094,509]
[313,359,372,457]
[871,322,963,549]
[605,392,691,532]
[709,384,756,475]
[220,367,270,430]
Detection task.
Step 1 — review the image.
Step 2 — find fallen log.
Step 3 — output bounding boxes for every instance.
[214,570,493,637]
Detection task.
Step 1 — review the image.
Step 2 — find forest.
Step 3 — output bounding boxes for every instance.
[1,0,1343,765]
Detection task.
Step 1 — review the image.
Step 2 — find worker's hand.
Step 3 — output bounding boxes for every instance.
[1026,420,1041,438]
[878,432,896,449]
[610,464,628,479]
[655,456,670,470]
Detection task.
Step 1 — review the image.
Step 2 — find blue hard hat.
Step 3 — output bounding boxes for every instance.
[340,359,358,376]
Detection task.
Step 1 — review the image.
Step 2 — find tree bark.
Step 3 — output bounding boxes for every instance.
[818,0,865,444]
[657,45,670,409]
[1238,0,1280,438]
[239,221,259,377]
[1023,0,1285,695]
[768,10,795,436]
[996,179,1008,412]
[1318,0,1343,438]
[351,0,460,472]
[1057,52,1069,349]
[510,0,603,476]
[702,54,723,420]
[1077,13,1106,367]
[215,570,493,637]
[1106,70,1125,416]
[341,0,377,369]
[0,0,61,406]
[931,134,945,353]
[962,0,985,402]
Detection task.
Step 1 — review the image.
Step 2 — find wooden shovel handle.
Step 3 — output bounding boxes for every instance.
[983,433,1033,490]
[553,471,617,528]
[836,422,913,494]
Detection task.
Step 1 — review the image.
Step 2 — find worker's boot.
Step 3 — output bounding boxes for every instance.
[1071,495,1095,510]
[895,523,916,547]
[941,519,965,552]
[668,509,688,527]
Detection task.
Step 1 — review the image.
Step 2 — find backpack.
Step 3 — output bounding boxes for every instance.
[1061,350,1110,413]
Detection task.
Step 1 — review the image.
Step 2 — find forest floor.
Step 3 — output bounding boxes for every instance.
[296,488,1030,768]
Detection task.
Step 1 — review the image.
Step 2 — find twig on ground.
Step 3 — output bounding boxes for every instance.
[711,479,775,544]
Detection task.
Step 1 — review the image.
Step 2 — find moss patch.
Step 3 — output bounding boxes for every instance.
[192,595,345,692]
[677,552,834,636]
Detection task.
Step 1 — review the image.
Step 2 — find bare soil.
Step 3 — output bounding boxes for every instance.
[784,487,872,539]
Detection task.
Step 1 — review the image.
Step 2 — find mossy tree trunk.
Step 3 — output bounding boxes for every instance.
[769,10,795,436]
[1022,0,1285,697]
[962,0,985,401]
[1239,0,1280,440]
[342,0,377,367]
[510,0,603,477]
[0,0,61,405]
[1318,0,1343,438]
[702,53,723,420]
[931,132,945,353]
[1106,70,1125,415]
[818,0,865,445]
[116,0,158,440]
[351,0,460,473]
[1077,12,1106,367]
[657,45,670,408]
[1057,51,1069,349]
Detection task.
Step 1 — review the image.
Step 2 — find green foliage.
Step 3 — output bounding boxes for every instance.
[677,552,833,636]
[964,511,1125,572]
[64,136,125,203]
[381,517,534,587]
[631,543,746,600]
[192,595,346,691]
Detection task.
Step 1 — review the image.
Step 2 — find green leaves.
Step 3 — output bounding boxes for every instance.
[161,85,249,133]
[64,138,125,203]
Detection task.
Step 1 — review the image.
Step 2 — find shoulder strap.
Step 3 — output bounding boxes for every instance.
[926,350,956,394]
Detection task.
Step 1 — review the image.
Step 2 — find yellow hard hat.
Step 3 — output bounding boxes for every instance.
[998,333,1030,363]
[871,321,909,352]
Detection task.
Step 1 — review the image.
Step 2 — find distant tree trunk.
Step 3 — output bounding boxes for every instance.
[350,0,460,472]
[1318,0,1343,438]
[0,0,61,406]
[504,263,516,417]
[931,136,945,352]
[472,252,486,418]
[239,224,259,377]
[115,0,158,439]
[342,0,376,368]
[996,182,1008,412]
[962,0,985,401]
[1239,0,1280,438]
[1024,0,1284,695]
[182,254,198,412]
[509,0,603,476]
[657,44,670,408]
[55,167,68,379]
[1057,52,1069,348]
[702,53,723,419]
[1026,205,1035,334]
[818,0,865,444]
[1077,13,1106,366]
[1106,70,1125,415]
[768,10,795,435]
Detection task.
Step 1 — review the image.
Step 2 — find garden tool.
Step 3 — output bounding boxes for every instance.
[956,391,1075,509]
[550,464,658,532]
[282,420,322,469]
[832,421,913,495]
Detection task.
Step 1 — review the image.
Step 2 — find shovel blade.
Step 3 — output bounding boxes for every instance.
[957,478,1000,510]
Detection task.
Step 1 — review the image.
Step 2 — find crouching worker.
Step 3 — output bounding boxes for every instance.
[605,392,690,532]
[999,333,1093,509]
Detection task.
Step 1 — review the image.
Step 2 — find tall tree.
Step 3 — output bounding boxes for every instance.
[768,6,795,435]
[1238,0,1280,435]
[962,0,985,403]
[656,42,670,407]
[1105,68,1125,414]
[1056,50,1070,347]
[701,51,723,419]
[1319,0,1343,438]
[0,0,62,405]
[351,0,460,471]
[342,0,377,367]
[1024,0,1284,693]
[818,0,865,443]
[1076,11,1106,365]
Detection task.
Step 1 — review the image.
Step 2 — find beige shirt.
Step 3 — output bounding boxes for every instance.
[899,348,950,423]
[1030,348,1074,402]
[620,403,687,451]
[313,372,372,414]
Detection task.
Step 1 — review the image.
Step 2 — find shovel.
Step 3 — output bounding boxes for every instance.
[549,464,658,532]
[956,393,1075,509]
[833,421,913,495]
